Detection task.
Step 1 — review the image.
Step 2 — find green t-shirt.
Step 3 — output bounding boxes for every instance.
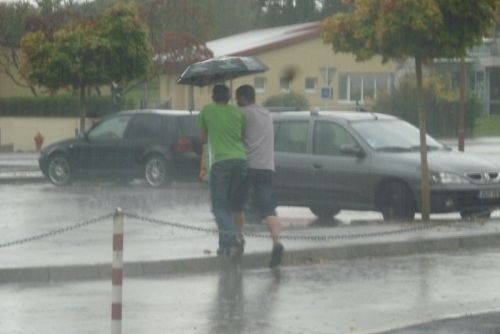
[198,103,246,165]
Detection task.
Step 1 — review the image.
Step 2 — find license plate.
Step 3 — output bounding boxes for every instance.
[479,189,500,199]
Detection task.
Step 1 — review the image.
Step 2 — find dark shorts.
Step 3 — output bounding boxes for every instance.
[248,168,277,219]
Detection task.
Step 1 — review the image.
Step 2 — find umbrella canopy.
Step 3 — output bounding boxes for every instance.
[176,56,269,87]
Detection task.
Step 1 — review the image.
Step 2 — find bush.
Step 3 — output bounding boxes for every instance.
[373,74,482,138]
[0,95,135,118]
[263,92,310,111]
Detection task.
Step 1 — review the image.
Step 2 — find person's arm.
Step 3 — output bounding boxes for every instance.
[241,108,247,141]
[198,109,208,144]
[200,128,208,144]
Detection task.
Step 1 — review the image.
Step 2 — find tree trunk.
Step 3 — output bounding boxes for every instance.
[458,57,465,152]
[416,56,430,221]
[78,85,86,134]
[143,81,149,109]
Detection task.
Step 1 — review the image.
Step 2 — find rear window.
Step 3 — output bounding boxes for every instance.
[177,116,199,136]
[125,114,163,139]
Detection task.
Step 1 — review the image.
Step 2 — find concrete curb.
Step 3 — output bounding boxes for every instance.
[2,231,500,284]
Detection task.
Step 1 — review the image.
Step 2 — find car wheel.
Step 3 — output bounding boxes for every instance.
[460,210,491,220]
[144,155,171,187]
[47,154,72,186]
[379,181,415,221]
[309,205,340,220]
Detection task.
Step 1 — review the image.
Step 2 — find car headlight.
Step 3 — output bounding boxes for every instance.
[431,172,470,184]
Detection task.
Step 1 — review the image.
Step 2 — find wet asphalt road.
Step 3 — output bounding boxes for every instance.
[0,180,391,244]
[1,248,500,334]
[2,182,500,333]
[2,139,500,333]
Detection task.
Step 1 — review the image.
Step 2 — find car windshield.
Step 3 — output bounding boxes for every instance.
[351,119,445,152]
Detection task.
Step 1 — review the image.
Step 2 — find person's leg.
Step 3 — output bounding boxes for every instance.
[251,169,280,243]
[232,211,245,236]
[251,168,284,267]
[210,161,238,253]
[265,215,281,245]
[228,160,248,254]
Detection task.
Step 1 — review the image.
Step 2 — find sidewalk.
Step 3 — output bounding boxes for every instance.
[0,152,44,182]
[1,207,500,283]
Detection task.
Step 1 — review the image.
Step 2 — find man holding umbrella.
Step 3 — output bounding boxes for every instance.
[199,84,247,256]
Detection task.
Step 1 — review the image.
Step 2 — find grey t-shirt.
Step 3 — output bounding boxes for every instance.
[243,104,275,171]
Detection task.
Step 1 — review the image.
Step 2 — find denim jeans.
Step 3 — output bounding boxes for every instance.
[209,159,248,249]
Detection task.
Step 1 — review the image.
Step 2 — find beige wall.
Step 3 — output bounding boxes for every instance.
[160,37,397,110]
[0,68,34,98]
[0,117,94,152]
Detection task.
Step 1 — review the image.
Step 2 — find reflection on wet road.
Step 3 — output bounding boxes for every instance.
[1,249,500,333]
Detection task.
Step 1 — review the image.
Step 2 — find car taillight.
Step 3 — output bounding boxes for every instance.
[174,137,193,153]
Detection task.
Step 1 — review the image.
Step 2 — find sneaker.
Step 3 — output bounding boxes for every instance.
[228,238,245,257]
[269,243,284,268]
[237,236,245,254]
[227,246,241,257]
[217,247,229,256]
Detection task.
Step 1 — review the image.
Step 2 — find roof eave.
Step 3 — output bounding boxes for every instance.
[225,26,321,57]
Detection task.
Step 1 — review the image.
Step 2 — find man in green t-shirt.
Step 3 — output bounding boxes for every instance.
[199,84,247,256]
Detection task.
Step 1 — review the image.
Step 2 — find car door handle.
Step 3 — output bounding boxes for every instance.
[312,163,323,170]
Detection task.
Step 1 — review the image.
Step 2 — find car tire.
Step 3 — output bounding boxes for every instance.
[47,154,72,186]
[460,210,491,220]
[144,155,172,187]
[309,205,340,220]
[379,180,415,221]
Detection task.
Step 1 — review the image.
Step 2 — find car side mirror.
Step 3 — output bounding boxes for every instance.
[340,144,365,158]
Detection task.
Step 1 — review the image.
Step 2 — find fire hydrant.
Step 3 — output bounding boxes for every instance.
[34,132,44,152]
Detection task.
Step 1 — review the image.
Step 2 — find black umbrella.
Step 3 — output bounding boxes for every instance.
[176,56,269,87]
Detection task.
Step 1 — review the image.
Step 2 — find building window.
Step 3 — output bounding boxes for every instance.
[280,77,291,92]
[254,77,266,93]
[338,73,392,103]
[305,77,317,92]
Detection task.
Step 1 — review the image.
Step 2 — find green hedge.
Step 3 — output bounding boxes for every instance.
[263,92,310,111]
[0,95,136,118]
[373,75,482,138]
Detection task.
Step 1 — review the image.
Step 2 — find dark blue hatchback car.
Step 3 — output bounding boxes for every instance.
[39,110,201,187]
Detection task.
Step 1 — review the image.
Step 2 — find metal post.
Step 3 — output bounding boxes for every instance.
[111,208,124,334]
[188,85,194,112]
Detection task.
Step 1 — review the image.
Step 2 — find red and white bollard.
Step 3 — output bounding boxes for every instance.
[111,208,124,334]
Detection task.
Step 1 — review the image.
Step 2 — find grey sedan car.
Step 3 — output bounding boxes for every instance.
[272,111,500,220]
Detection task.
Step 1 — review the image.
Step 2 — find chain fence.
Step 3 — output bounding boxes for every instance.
[124,211,443,241]
[1,209,488,249]
[0,213,113,249]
